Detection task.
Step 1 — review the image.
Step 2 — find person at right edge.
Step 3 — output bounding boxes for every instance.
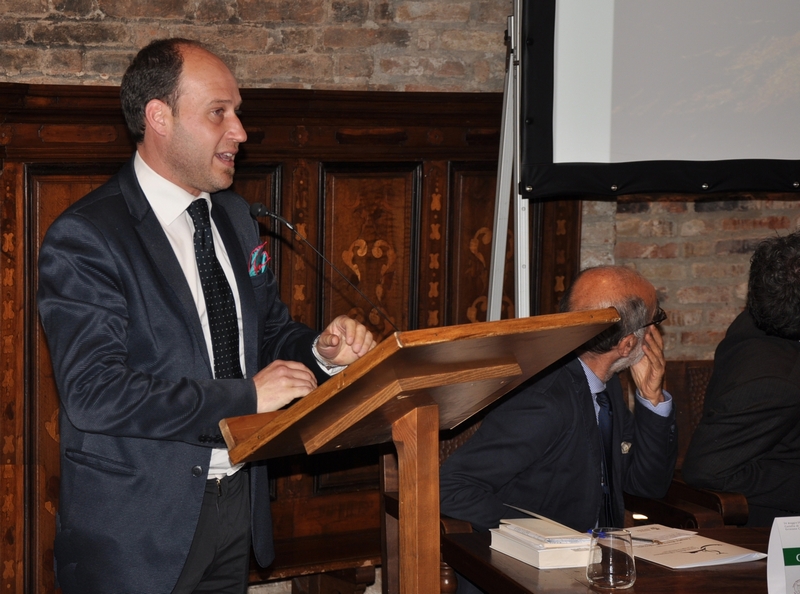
[440,265,678,594]
[683,230,800,526]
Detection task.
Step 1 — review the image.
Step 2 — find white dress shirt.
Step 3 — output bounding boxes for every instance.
[134,152,243,479]
[134,153,343,479]
[577,358,673,420]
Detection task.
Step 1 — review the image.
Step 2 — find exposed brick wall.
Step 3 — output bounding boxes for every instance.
[0,0,510,91]
[4,1,798,362]
[581,195,800,360]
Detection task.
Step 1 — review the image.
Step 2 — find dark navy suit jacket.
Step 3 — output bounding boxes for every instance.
[440,355,677,532]
[37,158,328,594]
[683,311,800,525]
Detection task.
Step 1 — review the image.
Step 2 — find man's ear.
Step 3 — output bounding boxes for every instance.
[144,99,171,137]
[616,333,638,358]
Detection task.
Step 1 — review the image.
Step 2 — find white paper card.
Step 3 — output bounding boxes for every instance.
[768,516,800,594]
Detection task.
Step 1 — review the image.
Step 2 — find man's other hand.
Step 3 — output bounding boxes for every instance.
[316,315,376,367]
[253,360,317,412]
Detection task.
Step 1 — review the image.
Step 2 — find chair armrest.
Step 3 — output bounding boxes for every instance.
[440,516,474,594]
[624,474,750,529]
[441,515,474,535]
[624,492,725,529]
[668,473,749,526]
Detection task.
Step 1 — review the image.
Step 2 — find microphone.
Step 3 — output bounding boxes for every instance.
[249,202,399,332]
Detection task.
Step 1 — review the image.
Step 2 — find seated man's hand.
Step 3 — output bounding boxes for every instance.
[629,326,666,405]
[316,315,376,366]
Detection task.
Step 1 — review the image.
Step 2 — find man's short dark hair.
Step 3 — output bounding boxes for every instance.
[747,230,800,339]
[559,266,651,355]
[120,38,205,144]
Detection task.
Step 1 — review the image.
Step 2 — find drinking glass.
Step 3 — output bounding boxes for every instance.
[586,528,636,589]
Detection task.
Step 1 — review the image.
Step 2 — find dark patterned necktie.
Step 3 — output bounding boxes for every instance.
[187,199,243,379]
[595,390,614,526]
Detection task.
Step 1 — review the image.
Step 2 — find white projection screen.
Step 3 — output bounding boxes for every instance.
[519,0,800,199]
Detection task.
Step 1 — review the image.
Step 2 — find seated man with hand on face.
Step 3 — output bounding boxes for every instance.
[683,230,800,526]
[439,265,678,594]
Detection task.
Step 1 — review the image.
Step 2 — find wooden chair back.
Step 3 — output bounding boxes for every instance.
[620,359,749,527]
[619,360,714,469]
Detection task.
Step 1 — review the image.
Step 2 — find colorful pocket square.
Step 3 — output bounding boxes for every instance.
[249,241,270,276]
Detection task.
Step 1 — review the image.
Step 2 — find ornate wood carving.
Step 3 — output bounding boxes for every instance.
[418,161,447,329]
[448,162,516,324]
[1,159,24,594]
[27,165,121,593]
[536,198,582,314]
[321,163,417,339]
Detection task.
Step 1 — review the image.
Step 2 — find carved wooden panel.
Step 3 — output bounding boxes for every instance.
[536,198,583,314]
[1,160,25,594]
[268,448,381,541]
[279,158,321,330]
[321,163,418,339]
[27,165,120,594]
[448,162,515,325]
[416,161,448,330]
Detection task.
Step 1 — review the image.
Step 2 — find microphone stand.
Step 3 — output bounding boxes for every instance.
[250,203,399,333]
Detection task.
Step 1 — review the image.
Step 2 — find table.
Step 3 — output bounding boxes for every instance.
[440,527,769,594]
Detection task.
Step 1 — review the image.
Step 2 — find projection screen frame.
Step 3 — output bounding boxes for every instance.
[518,0,800,199]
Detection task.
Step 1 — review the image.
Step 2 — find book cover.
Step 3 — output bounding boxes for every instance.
[501,506,591,546]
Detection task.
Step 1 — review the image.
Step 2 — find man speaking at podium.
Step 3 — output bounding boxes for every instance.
[37,38,374,594]
[440,266,677,593]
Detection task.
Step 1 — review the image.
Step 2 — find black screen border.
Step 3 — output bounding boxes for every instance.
[518,0,800,199]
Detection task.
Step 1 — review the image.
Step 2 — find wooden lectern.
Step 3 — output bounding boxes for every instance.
[221,308,619,594]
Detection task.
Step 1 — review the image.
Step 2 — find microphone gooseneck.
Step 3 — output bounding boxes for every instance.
[249,202,399,332]
[250,202,298,232]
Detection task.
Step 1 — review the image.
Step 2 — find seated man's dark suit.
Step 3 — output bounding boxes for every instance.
[37,158,330,593]
[683,311,800,526]
[440,355,677,533]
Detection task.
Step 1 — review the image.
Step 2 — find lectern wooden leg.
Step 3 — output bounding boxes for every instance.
[391,403,440,594]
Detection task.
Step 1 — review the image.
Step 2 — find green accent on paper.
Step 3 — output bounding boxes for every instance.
[783,548,800,566]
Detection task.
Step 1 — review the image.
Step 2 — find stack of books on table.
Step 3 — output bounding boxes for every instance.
[489,514,591,569]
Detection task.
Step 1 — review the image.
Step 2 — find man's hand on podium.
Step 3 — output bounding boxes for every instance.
[316,314,377,367]
[254,360,319,413]
[252,315,375,413]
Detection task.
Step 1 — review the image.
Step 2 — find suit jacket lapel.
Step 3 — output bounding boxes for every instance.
[117,158,213,376]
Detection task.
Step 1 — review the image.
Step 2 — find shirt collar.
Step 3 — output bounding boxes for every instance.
[578,357,606,395]
[134,152,211,225]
